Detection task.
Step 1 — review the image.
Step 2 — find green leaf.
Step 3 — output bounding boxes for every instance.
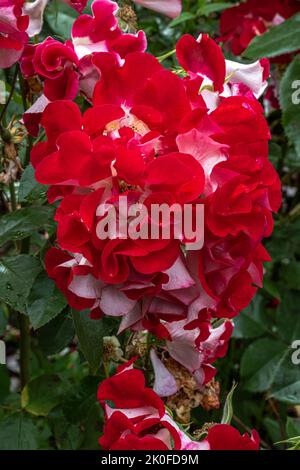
[276,291,300,344]
[62,376,100,424]
[79,403,103,450]
[45,1,78,41]
[221,381,237,425]
[266,217,300,261]
[268,142,282,168]
[270,355,300,404]
[280,55,300,158]
[233,296,271,339]
[0,206,55,246]
[241,338,288,393]
[285,146,300,169]
[241,329,300,404]
[72,310,115,374]
[0,414,39,450]
[244,12,300,59]
[0,255,40,312]
[48,409,84,450]
[199,2,232,16]
[263,278,282,301]
[287,417,300,438]
[37,310,74,355]
[169,12,196,28]
[27,272,67,329]
[281,261,300,290]
[21,374,68,416]
[18,164,47,202]
[276,435,300,450]
[263,417,282,444]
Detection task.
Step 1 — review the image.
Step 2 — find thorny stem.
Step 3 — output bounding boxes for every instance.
[18,313,31,389]
[18,68,32,253]
[268,398,287,444]
[9,181,17,212]
[24,134,33,168]
[4,68,33,389]
[0,66,19,142]
[103,362,110,378]
[18,69,33,167]
[0,65,18,124]
[8,182,31,388]
[18,70,33,388]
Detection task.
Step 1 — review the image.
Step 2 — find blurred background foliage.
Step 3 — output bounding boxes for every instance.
[0,0,300,450]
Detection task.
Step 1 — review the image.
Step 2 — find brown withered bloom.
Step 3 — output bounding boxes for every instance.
[117,4,137,33]
[163,355,220,424]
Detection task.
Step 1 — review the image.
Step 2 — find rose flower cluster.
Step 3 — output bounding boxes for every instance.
[97,359,260,450]
[3,0,281,450]
[29,0,281,389]
[1,0,179,68]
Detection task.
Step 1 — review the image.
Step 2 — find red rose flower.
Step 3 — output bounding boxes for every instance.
[97,359,260,450]
[219,0,300,57]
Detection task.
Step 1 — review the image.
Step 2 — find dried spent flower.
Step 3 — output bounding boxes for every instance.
[103,336,123,363]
